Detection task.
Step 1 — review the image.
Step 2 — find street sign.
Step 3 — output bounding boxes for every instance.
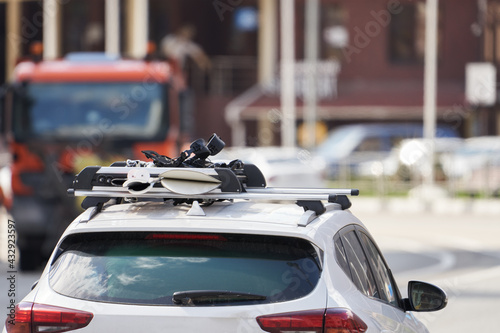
[466,62,497,106]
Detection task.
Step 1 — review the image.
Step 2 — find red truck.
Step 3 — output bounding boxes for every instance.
[1,53,179,270]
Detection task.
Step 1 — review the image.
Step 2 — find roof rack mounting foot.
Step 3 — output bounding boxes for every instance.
[81,196,110,211]
[296,200,325,215]
[186,201,206,216]
[328,195,352,210]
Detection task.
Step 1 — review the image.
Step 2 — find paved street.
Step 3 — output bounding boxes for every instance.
[353,202,500,332]
[1,199,499,332]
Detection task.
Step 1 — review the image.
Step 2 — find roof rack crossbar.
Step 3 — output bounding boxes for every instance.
[70,187,357,202]
[249,188,359,196]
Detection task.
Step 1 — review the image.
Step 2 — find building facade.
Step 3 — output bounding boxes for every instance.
[1,0,497,145]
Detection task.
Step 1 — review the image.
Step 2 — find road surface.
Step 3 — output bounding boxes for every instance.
[354,207,500,332]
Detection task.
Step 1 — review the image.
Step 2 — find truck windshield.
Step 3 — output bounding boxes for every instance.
[13,82,167,140]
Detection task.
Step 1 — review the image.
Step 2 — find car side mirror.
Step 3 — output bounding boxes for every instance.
[404,281,447,312]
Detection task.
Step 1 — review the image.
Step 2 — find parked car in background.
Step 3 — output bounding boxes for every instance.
[440,136,500,195]
[215,146,327,188]
[358,137,464,179]
[315,123,460,179]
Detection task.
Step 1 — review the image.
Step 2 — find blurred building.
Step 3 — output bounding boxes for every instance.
[1,0,498,145]
[226,0,489,145]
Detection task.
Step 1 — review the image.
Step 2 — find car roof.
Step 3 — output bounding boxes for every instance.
[64,200,360,247]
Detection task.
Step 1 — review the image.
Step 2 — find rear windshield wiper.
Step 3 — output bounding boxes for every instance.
[172,290,267,306]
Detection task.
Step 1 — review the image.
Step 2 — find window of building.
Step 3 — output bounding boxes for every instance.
[61,0,105,54]
[321,4,349,61]
[389,3,426,64]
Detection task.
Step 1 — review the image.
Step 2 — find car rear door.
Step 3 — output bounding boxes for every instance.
[37,231,328,332]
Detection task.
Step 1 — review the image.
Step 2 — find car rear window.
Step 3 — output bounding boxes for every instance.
[49,232,322,306]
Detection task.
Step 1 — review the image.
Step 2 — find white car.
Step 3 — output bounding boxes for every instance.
[5,147,446,333]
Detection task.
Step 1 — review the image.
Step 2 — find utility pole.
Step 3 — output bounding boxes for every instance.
[43,0,60,60]
[127,0,148,58]
[304,0,319,149]
[6,0,21,79]
[105,0,121,56]
[423,0,438,188]
[280,0,296,147]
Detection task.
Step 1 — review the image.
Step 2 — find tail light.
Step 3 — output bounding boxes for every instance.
[256,308,367,333]
[324,309,367,332]
[5,302,93,333]
[145,233,227,241]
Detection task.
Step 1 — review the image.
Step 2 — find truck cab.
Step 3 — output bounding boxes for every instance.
[1,52,178,270]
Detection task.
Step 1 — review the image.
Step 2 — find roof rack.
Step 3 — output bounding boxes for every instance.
[67,134,359,215]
